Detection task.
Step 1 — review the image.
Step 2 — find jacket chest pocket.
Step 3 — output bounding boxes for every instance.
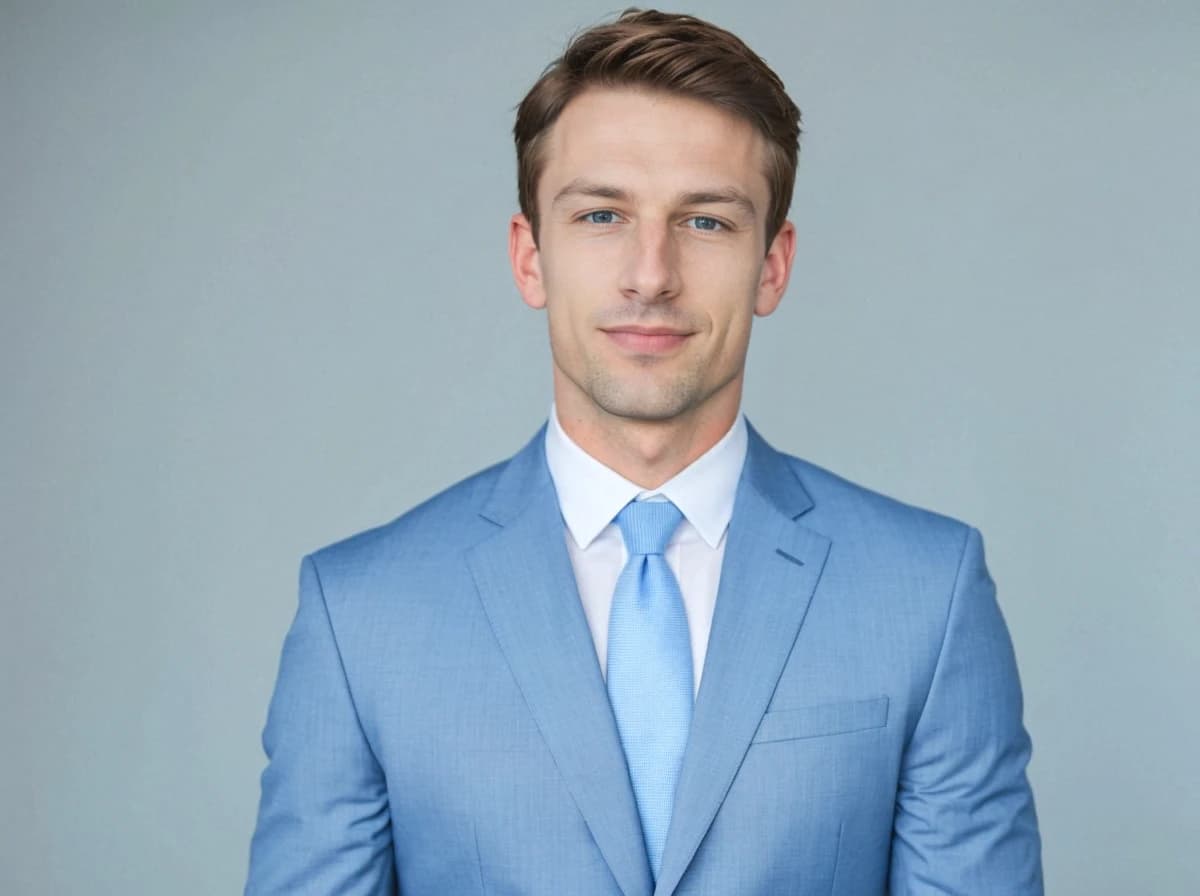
[751,695,889,744]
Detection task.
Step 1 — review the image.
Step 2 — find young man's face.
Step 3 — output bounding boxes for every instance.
[510,87,795,427]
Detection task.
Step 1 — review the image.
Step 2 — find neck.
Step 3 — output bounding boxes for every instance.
[553,374,742,490]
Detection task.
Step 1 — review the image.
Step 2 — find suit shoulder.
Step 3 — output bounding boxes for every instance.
[306,457,506,576]
[783,452,974,549]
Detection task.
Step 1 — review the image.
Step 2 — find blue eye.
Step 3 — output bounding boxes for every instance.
[583,210,617,225]
[688,216,723,231]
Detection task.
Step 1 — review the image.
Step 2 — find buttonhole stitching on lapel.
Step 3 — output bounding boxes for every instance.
[775,547,805,566]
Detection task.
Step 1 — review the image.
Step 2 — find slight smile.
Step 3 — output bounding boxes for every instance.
[601,325,695,354]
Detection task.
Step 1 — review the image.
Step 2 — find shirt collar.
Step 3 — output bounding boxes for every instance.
[544,403,748,550]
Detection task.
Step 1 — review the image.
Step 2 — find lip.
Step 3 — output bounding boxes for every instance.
[601,326,694,354]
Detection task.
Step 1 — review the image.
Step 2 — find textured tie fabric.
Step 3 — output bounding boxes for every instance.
[606,499,694,879]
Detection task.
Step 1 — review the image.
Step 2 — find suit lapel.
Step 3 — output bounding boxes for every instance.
[466,428,654,896]
[653,424,832,896]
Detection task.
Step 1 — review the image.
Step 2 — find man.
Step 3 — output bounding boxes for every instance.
[245,9,1042,895]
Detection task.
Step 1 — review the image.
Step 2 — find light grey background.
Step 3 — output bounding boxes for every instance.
[3,2,1197,893]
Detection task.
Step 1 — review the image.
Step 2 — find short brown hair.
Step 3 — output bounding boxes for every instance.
[514,8,801,246]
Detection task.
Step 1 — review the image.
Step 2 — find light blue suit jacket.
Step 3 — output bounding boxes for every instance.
[245,423,1042,895]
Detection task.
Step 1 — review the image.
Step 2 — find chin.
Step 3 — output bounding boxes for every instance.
[588,377,701,423]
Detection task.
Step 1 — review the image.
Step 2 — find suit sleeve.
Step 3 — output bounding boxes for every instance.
[889,527,1043,895]
[245,556,397,895]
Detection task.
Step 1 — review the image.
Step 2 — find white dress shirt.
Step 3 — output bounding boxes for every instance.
[544,405,748,698]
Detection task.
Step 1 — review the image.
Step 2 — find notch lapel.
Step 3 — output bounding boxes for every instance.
[653,425,832,896]
[466,429,654,896]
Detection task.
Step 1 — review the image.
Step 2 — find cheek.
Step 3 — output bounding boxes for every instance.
[686,259,761,337]
[542,248,619,326]
[541,246,596,306]
[540,273,594,359]
[543,233,617,278]
[709,311,755,365]
[683,240,761,287]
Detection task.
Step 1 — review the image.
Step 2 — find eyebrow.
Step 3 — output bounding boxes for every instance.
[552,178,758,219]
[552,179,630,205]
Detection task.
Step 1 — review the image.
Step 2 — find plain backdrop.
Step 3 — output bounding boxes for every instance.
[3,2,1198,893]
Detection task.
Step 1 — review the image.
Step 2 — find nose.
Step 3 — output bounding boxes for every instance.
[618,220,681,304]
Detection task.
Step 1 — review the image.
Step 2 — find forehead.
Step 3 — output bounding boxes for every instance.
[537,87,770,206]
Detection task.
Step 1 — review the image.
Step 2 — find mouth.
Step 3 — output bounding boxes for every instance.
[601,325,694,355]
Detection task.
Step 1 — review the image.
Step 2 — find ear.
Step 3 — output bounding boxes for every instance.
[754,219,796,317]
[509,213,546,310]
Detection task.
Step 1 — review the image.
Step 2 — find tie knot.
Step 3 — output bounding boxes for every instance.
[615,499,684,556]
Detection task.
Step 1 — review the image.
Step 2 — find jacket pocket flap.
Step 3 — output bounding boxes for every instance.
[752,696,889,744]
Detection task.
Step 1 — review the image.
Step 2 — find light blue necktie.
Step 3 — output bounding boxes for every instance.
[606,499,693,879]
